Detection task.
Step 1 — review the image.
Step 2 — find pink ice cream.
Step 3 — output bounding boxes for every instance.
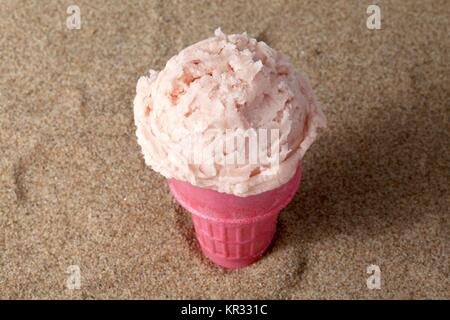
[134,28,326,196]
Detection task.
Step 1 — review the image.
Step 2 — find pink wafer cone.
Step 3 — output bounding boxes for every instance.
[168,164,302,269]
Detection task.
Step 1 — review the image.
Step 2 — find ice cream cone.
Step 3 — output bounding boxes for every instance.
[168,164,302,269]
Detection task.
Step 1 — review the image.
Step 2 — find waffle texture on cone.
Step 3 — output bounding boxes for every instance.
[168,164,302,268]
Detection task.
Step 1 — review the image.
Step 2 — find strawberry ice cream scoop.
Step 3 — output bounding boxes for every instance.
[134,28,326,196]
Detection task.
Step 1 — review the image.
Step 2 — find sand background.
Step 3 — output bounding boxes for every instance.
[0,0,449,299]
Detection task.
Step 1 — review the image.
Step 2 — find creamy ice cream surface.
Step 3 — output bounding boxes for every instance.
[134,28,326,196]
